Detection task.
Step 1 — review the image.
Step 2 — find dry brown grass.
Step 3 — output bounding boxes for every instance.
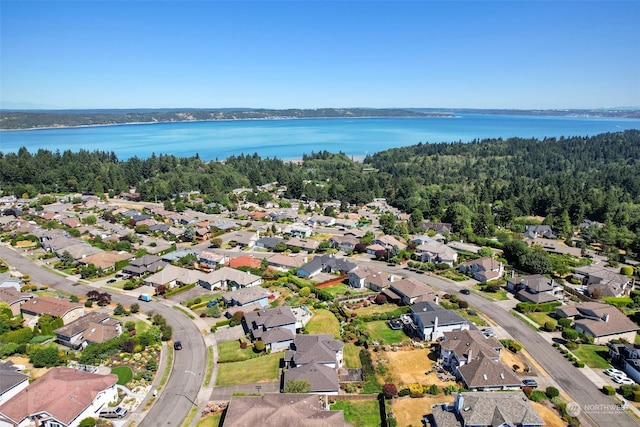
[8,356,49,379]
[501,349,528,372]
[531,401,567,427]
[391,395,454,427]
[371,346,455,388]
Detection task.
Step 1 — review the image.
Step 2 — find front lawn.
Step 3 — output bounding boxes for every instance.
[364,320,409,345]
[343,343,362,368]
[330,399,381,427]
[215,353,282,386]
[572,344,610,369]
[352,303,404,317]
[196,413,222,427]
[305,309,340,338]
[474,285,509,301]
[321,282,349,297]
[457,309,488,326]
[111,366,133,385]
[217,340,261,363]
[526,312,556,328]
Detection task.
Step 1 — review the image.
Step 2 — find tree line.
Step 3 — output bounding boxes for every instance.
[1,130,639,256]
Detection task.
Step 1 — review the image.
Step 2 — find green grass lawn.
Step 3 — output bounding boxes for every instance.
[343,343,362,368]
[364,320,409,345]
[526,312,556,327]
[330,399,381,427]
[111,366,133,385]
[135,320,150,333]
[217,340,261,363]
[572,344,611,369]
[457,309,488,326]
[305,309,340,338]
[473,285,510,301]
[216,353,282,387]
[196,413,222,427]
[29,335,54,344]
[321,282,349,297]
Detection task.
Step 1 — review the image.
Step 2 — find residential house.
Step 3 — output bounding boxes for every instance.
[419,222,453,235]
[574,266,632,298]
[255,237,285,250]
[306,215,336,228]
[286,237,319,252]
[160,249,195,263]
[382,278,435,305]
[267,254,308,272]
[371,235,404,251]
[410,301,470,341]
[556,302,639,344]
[0,288,32,316]
[283,334,344,369]
[414,241,458,266]
[282,223,313,239]
[523,225,556,239]
[122,254,167,277]
[0,361,29,405]
[199,266,263,291]
[144,264,204,289]
[198,251,227,270]
[224,231,258,248]
[457,354,522,391]
[506,274,564,304]
[282,363,340,395]
[458,257,504,283]
[347,266,392,291]
[54,311,121,350]
[525,237,582,257]
[221,286,270,309]
[431,391,544,427]
[20,296,84,326]
[244,306,297,352]
[0,367,119,427]
[221,393,352,427]
[439,330,503,372]
[297,254,357,279]
[328,235,360,253]
[77,251,134,273]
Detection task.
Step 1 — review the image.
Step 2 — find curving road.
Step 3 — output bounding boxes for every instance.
[0,246,206,427]
[378,262,637,427]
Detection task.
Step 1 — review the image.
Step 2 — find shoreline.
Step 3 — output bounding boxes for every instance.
[0,114,454,132]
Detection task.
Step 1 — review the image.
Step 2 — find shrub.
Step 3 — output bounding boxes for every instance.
[458,300,469,309]
[429,384,440,395]
[558,318,572,329]
[633,390,640,402]
[78,418,96,427]
[575,361,585,368]
[84,300,93,308]
[529,390,548,402]
[544,320,557,332]
[382,383,398,399]
[562,328,579,342]
[603,385,616,395]
[546,387,560,398]
[254,340,266,353]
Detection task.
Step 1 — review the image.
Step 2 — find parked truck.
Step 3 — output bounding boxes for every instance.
[138,294,152,302]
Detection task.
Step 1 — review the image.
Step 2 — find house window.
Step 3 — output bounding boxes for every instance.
[47,422,63,427]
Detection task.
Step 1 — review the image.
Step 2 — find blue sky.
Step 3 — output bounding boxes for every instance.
[1,1,639,110]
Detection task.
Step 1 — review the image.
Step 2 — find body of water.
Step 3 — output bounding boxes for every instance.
[1,114,639,161]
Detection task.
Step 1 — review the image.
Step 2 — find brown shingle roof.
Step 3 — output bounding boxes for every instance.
[222,393,352,427]
[20,296,83,319]
[0,367,117,425]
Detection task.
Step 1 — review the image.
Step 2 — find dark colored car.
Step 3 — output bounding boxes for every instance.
[174,341,182,350]
[107,279,117,284]
[460,289,471,295]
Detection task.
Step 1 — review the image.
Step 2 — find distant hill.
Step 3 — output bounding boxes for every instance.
[410,108,640,119]
[0,108,452,130]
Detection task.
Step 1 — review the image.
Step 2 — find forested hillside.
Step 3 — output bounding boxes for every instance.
[1,130,639,254]
[0,108,448,129]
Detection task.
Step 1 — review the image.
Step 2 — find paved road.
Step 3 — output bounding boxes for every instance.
[377,263,637,427]
[0,246,206,427]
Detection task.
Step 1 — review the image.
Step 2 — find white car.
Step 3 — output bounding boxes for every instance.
[612,375,635,385]
[604,368,626,377]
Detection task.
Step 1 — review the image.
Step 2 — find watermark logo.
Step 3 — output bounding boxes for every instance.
[566,402,581,417]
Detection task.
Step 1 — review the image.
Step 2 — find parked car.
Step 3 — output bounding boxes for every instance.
[388,320,403,330]
[138,294,152,302]
[207,299,219,307]
[99,406,128,419]
[613,375,635,385]
[522,379,538,388]
[106,279,117,284]
[604,368,626,377]
[460,289,471,295]
[174,341,183,350]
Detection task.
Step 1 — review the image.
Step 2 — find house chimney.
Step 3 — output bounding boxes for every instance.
[467,349,473,364]
[434,316,439,332]
[603,313,610,322]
